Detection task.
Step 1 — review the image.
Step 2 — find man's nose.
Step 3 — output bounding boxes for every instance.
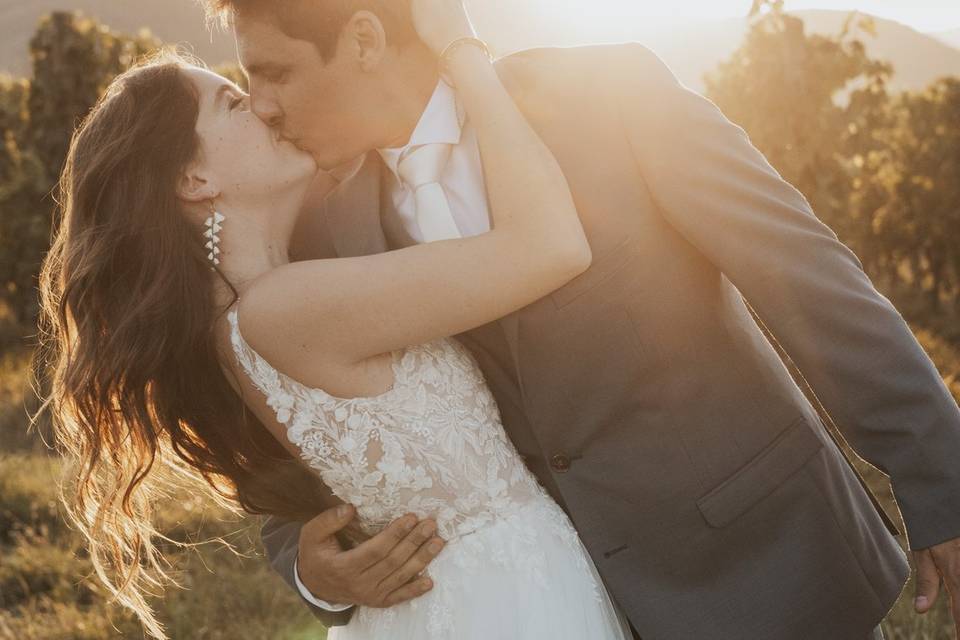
[250,92,283,128]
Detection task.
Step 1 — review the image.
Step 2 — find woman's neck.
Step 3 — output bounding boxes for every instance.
[212,198,298,295]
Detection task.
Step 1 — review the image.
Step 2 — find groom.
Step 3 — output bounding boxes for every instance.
[206,1,960,638]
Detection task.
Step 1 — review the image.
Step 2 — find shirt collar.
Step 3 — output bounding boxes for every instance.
[377,79,465,180]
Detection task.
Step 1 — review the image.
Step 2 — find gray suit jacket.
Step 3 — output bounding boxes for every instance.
[260,44,960,639]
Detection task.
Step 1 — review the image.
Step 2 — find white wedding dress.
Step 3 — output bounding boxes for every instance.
[228,305,634,640]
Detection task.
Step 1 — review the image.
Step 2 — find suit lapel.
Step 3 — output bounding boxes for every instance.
[322,151,388,258]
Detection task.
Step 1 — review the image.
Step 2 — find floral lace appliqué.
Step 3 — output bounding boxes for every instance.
[227,306,605,638]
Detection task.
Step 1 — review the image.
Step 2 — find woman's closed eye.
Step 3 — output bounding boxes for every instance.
[228,94,249,112]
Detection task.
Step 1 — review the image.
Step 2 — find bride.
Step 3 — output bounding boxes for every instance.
[38,0,633,638]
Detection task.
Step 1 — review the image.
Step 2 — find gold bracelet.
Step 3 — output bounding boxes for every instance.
[439,36,492,68]
[438,37,492,87]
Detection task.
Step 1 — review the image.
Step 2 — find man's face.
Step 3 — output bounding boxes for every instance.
[234,12,388,171]
[180,66,317,206]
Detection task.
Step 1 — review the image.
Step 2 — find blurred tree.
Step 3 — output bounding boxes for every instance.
[831,74,959,312]
[27,12,160,180]
[705,3,891,244]
[887,78,960,311]
[0,76,29,139]
[0,76,48,334]
[704,2,960,312]
[705,0,960,311]
[838,46,903,284]
[0,12,160,331]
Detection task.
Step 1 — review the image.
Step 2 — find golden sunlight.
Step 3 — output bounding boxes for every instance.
[524,0,960,31]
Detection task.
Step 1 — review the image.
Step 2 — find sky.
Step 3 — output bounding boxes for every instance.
[531,0,960,32]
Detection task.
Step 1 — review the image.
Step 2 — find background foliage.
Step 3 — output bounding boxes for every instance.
[0,11,320,640]
[707,2,960,313]
[0,5,957,639]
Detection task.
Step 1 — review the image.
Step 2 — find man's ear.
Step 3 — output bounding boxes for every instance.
[345,10,388,72]
[177,164,220,203]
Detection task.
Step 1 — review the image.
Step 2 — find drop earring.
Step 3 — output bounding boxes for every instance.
[204,204,225,270]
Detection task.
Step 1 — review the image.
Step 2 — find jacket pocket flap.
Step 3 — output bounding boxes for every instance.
[696,415,824,528]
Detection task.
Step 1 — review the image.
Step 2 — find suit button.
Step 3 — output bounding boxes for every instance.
[550,453,572,473]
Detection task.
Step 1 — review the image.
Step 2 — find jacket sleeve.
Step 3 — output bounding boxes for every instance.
[613,43,960,551]
[260,514,355,627]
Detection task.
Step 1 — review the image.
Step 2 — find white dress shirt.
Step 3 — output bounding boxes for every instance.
[294,555,353,612]
[294,79,491,612]
[378,79,491,242]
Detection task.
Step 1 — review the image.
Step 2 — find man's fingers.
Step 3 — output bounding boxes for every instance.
[377,535,446,595]
[300,504,356,547]
[914,549,942,614]
[380,575,435,608]
[342,513,420,571]
[365,520,440,583]
[929,541,960,638]
[340,519,373,549]
[938,540,960,592]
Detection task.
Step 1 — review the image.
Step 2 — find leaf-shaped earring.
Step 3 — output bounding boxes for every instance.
[204,205,225,270]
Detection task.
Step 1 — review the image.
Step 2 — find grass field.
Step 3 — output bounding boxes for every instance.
[0,348,327,640]
[1,293,958,639]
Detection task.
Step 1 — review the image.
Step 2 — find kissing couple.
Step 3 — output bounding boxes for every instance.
[39,0,960,638]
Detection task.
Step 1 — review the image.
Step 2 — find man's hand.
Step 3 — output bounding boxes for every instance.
[297,504,446,609]
[913,536,960,637]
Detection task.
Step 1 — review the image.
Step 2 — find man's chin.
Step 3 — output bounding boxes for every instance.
[308,150,339,173]
[323,154,367,182]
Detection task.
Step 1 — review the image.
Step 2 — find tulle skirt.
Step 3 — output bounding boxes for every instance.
[328,496,634,640]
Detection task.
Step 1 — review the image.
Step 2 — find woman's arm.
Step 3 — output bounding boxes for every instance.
[241,1,589,368]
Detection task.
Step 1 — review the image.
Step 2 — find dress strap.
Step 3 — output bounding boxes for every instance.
[226,302,414,413]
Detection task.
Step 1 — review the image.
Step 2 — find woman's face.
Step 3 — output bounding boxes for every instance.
[183,66,318,207]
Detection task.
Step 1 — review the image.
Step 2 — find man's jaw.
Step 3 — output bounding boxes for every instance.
[325,155,366,183]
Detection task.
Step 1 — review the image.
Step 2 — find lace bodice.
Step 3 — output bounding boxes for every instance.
[227,306,547,541]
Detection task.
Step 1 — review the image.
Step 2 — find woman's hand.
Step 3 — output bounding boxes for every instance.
[410,0,477,56]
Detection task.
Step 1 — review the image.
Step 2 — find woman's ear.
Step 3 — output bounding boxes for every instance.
[177,164,220,203]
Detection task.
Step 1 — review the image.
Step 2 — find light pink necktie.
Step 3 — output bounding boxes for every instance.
[397,143,462,242]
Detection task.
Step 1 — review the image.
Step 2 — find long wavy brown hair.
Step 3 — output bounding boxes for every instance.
[34,49,330,639]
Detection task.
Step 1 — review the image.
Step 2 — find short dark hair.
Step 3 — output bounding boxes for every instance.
[205,0,419,60]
